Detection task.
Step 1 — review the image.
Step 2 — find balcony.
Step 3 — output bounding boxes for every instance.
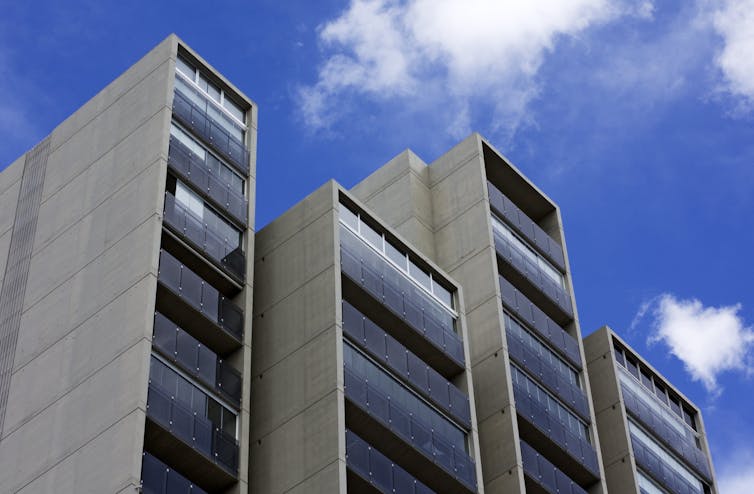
[493,225,573,323]
[344,367,477,493]
[520,440,588,494]
[621,382,712,481]
[487,182,565,270]
[145,382,239,490]
[153,312,242,407]
[631,434,703,494]
[141,451,208,494]
[163,192,245,283]
[168,135,248,225]
[512,379,600,483]
[172,88,249,175]
[340,225,464,375]
[157,249,243,355]
[346,430,436,494]
[343,300,471,428]
[506,326,590,421]
[499,276,582,368]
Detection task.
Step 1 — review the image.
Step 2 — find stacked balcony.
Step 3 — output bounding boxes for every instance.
[511,364,599,483]
[142,55,249,494]
[520,440,588,494]
[339,203,476,493]
[346,430,437,494]
[156,249,243,354]
[488,182,572,323]
[172,84,249,175]
[340,225,464,374]
[141,452,208,494]
[619,369,712,482]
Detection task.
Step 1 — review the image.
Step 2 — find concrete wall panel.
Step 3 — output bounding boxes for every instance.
[0,340,149,492]
[14,217,160,370]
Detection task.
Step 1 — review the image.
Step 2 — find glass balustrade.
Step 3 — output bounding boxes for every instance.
[520,440,588,494]
[157,250,244,342]
[630,423,704,494]
[141,452,208,494]
[346,430,437,494]
[153,312,242,406]
[487,182,565,270]
[168,134,247,224]
[172,87,249,175]
[492,219,572,318]
[343,300,471,428]
[340,225,464,365]
[505,312,589,420]
[344,366,476,490]
[499,276,582,367]
[511,366,599,476]
[620,373,711,480]
[146,382,238,474]
[163,192,245,281]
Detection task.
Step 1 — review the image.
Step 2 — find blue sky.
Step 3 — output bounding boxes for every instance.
[1,0,752,489]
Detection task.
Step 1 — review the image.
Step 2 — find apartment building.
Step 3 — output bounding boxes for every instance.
[0,34,720,494]
[584,327,718,494]
[0,35,256,494]
[350,136,607,494]
[250,182,484,493]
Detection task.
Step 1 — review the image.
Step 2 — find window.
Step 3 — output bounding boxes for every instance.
[626,358,640,379]
[614,344,626,367]
[175,180,242,249]
[505,312,580,389]
[641,369,654,391]
[176,55,245,125]
[150,356,237,438]
[172,123,245,196]
[654,383,669,406]
[511,364,589,442]
[629,419,704,492]
[491,215,565,289]
[339,204,455,311]
[344,342,467,450]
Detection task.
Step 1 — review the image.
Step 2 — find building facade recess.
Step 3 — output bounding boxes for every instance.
[584,327,718,494]
[0,34,257,494]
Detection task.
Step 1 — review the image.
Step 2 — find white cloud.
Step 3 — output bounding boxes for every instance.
[646,294,754,396]
[713,0,754,107]
[298,0,651,139]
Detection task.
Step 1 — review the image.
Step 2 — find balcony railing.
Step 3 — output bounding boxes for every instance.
[153,312,242,407]
[346,429,437,494]
[487,182,565,270]
[499,276,582,368]
[344,367,476,491]
[168,136,248,224]
[493,227,573,318]
[520,440,588,494]
[343,300,471,428]
[163,193,245,281]
[512,380,599,476]
[172,89,249,175]
[157,250,243,343]
[340,226,464,367]
[141,452,208,494]
[146,382,239,475]
[621,382,711,481]
[506,328,590,421]
[631,434,703,494]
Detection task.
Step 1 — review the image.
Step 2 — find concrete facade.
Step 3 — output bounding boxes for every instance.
[251,181,484,494]
[352,134,607,494]
[584,327,718,494]
[0,35,257,494]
